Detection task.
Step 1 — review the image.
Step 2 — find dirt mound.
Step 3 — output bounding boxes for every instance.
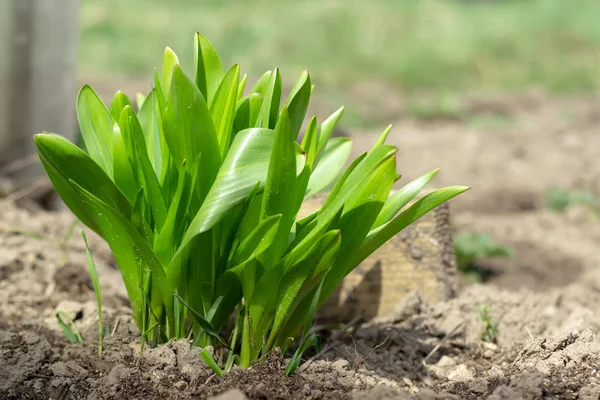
[3,95,600,398]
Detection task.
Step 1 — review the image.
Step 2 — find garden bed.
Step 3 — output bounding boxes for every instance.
[2,95,600,399]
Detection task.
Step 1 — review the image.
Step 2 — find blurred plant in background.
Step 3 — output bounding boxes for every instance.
[545,187,598,213]
[454,232,512,282]
[80,0,600,127]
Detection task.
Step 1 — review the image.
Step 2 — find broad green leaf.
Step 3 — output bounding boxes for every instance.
[284,274,325,375]
[237,73,248,100]
[322,151,367,204]
[246,262,283,360]
[152,70,175,201]
[258,68,281,129]
[352,186,470,268]
[301,116,318,170]
[153,69,167,112]
[260,108,297,263]
[131,187,153,242]
[69,181,173,330]
[373,124,392,148]
[284,70,311,140]
[217,257,259,309]
[234,92,266,132]
[35,133,132,221]
[210,64,240,157]
[267,230,340,348]
[77,85,115,177]
[250,70,272,96]
[164,65,221,201]
[217,181,261,276]
[154,160,192,266]
[293,117,318,213]
[136,93,147,109]
[120,106,167,231]
[318,154,397,304]
[160,47,179,98]
[321,145,395,211]
[245,93,263,128]
[112,124,137,203]
[279,277,324,359]
[283,145,397,269]
[109,91,134,121]
[178,128,305,250]
[372,168,440,229]
[37,153,102,236]
[193,32,223,103]
[234,97,251,133]
[185,232,216,320]
[230,214,281,267]
[167,129,304,315]
[205,296,224,325]
[211,185,262,327]
[137,90,163,177]
[305,137,352,198]
[316,107,344,157]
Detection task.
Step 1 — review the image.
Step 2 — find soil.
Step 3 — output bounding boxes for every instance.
[2,94,600,399]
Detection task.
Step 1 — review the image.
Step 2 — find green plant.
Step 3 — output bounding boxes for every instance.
[545,187,597,213]
[454,232,512,282]
[56,311,84,344]
[35,33,468,371]
[477,304,498,343]
[81,231,105,356]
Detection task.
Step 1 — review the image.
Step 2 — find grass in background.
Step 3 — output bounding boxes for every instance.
[80,0,600,127]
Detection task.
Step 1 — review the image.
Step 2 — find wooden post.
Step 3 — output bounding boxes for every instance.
[0,0,79,187]
[300,194,458,322]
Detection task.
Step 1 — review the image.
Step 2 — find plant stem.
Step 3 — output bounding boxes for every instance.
[239,313,252,368]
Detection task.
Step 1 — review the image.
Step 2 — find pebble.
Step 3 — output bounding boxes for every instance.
[447,364,475,382]
[174,380,187,390]
[210,388,249,400]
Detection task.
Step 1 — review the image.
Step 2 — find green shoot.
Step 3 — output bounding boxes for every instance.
[477,304,499,344]
[200,348,223,377]
[454,232,512,282]
[545,187,597,213]
[56,311,83,344]
[81,231,104,356]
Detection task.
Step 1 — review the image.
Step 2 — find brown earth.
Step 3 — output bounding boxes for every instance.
[2,94,600,399]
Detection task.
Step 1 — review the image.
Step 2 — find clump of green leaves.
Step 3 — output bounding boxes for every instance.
[454,232,512,282]
[477,304,498,344]
[545,187,597,213]
[35,33,467,371]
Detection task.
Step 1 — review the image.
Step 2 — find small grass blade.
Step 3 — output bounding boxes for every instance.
[173,294,229,348]
[81,231,104,356]
[56,311,83,344]
[200,348,224,377]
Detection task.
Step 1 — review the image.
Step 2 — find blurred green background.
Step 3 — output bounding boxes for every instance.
[79,0,600,127]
